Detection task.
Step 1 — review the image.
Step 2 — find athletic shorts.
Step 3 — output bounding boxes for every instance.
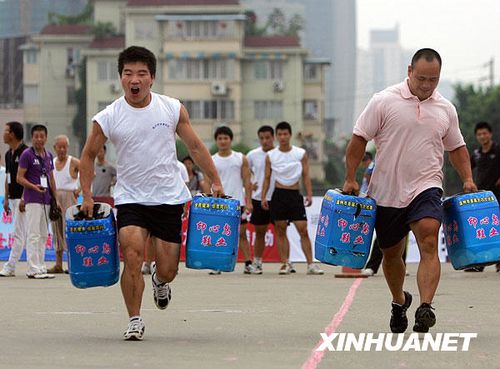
[375,187,443,249]
[270,188,307,222]
[116,203,184,244]
[250,199,271,226]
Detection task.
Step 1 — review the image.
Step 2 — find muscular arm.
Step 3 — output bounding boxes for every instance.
[448,145,477,193]
[342,134,368,195]
[261,155,272,210]
[241,155,253,212]
[301,152,313,206]
[80,122,108,216]
[176,104,223,196]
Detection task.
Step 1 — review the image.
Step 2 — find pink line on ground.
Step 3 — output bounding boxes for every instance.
[301,277,364,369]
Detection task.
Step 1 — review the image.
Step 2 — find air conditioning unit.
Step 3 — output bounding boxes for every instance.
[210,81,227,96]
[110,82,121,94]
[273,80,284,92]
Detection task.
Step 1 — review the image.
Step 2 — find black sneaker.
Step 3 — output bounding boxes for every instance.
[151,264,171,310]
[413,303,436,333]
[390,291,412,333]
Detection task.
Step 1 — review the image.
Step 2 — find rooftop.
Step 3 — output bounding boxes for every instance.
[40,24,91,35]
[244,35,300,48]
[89,36,125,49]
[128,0,239,6]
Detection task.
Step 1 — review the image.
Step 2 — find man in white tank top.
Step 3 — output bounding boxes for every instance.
[48,135,80,274]
[247,125,275,274]
[79,46,223,341]
[210,126,255,274]
[261,122,324,275]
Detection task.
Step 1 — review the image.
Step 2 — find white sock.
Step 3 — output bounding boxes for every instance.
[254,257,262,264]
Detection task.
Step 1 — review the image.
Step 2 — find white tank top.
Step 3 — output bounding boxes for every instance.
[212,151,245,206]
[267,146,305,186]
[92,93,191,205]
[53,155,78,191]
[247,146,275,201]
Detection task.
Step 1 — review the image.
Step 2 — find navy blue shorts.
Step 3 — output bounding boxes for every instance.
[375,188,443,249]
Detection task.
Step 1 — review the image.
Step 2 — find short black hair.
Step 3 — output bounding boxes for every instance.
[118,46,156,78]
[411,48,442,68]
[214,126,233,140]
[6,121,23,141]
[182,155,194,163]
[31,124,47,137]
[276,121,292,134]
[257,125,274,136]
[474,121,492,134]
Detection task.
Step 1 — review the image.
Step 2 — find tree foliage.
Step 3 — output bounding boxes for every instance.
[48,3,93,25]
[443,83,500,194]
[245,8,304,37]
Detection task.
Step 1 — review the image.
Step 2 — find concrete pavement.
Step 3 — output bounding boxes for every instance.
[0,262,499,369]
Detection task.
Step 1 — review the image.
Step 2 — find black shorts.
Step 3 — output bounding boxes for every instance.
[116,203,184,244]
[250,199,271,226]
[375,187,443,249]
[270,188,307,222]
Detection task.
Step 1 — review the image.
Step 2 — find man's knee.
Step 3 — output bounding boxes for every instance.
[155,263,178,282]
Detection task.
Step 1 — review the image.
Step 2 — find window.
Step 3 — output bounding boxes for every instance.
[97,61,118,81]
[168,20,232,40]
[169,59,234,80]
[254,61,283,80]
[184,100,234,120]
[303,100,319,120]
[25,50,37,64]
[304,64,318,80]
[67,86,76,105]
[254,101,283,120]
[23,85,39,104]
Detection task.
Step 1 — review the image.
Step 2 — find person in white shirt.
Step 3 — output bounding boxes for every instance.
[48,135,80,274]
[261,121,324,275]
[247,125,275,274]
[79,46,223,341]
[209,126,255,274]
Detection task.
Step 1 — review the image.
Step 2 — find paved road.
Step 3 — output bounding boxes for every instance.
[0,262,499,369]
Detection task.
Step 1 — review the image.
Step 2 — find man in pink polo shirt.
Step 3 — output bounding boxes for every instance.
[343,48,477,334]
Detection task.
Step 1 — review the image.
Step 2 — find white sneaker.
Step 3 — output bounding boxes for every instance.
[0,268,15,277]
[244,263,256,274]
[141,262,151,275]
[361,268,375,276]
[405,270,410,276]
[33,273,55,279]
[251,262,263,275]
[123,318,145,341]
[151,264,171,310]
[307,264,324,275]
[209,270,222,275]
[279,263,291,275]
[288,262,297,274]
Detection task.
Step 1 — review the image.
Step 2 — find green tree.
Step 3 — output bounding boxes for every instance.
[91,22,118,38]
[444,83,500,194]
[48,3,93,25]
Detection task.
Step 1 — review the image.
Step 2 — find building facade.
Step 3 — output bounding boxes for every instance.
[22,0,328,179]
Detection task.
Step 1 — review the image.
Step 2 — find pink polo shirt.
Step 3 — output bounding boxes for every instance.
[353,79,466,208]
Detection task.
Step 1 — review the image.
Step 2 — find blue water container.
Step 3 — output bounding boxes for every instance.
[65,203,120,288]
[443,191,500,270]
[186,195,240,271]
[315,189,377,269]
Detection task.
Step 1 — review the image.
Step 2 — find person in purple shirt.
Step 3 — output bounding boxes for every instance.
[17,125,59,279]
